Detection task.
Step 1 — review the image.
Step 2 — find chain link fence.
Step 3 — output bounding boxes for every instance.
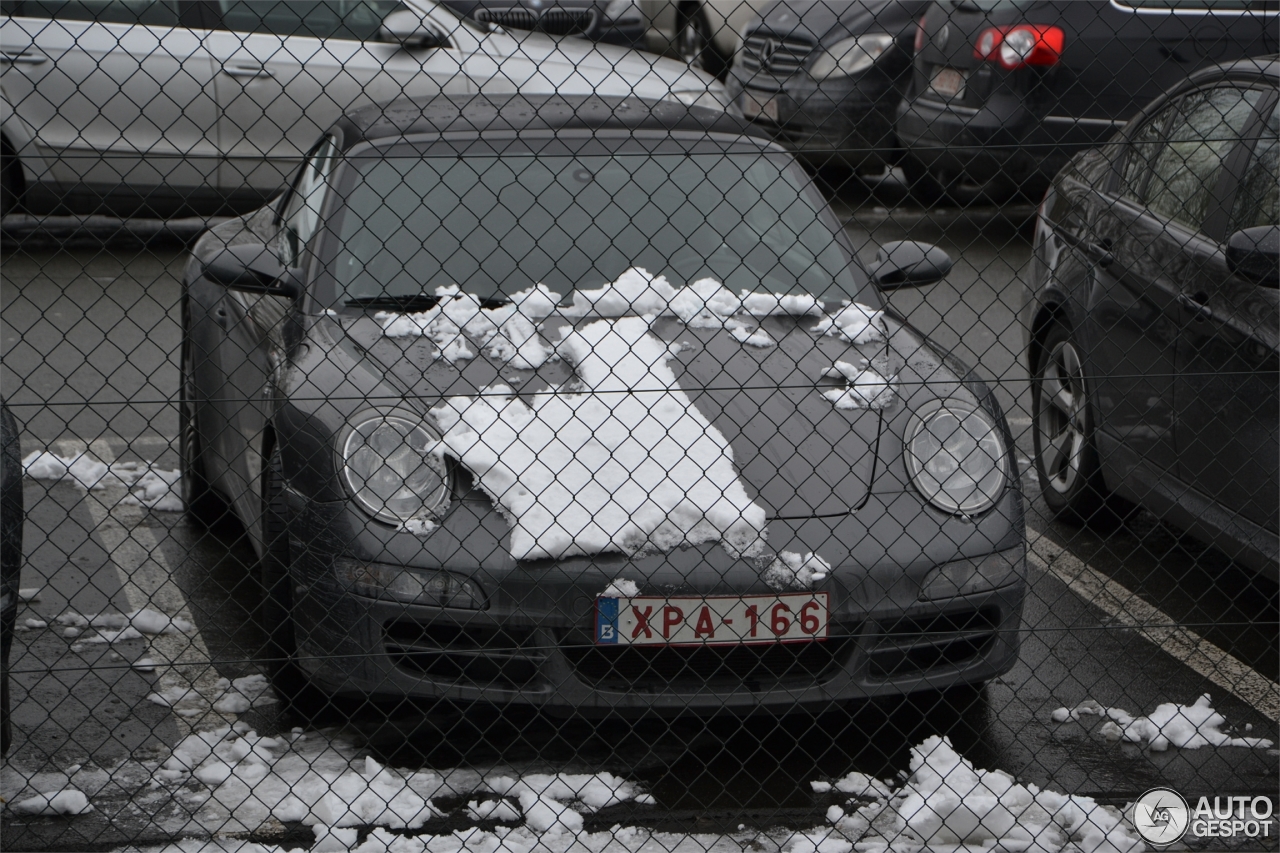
[1,2,1277,851]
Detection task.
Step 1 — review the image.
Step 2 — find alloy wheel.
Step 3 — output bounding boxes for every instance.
[1036,339,1088,496]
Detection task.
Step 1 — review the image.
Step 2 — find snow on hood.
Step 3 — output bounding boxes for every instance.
[430,317,768,561]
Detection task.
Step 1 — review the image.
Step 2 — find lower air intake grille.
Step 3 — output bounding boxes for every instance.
[867,607,1000,678]
[385,621,543,687]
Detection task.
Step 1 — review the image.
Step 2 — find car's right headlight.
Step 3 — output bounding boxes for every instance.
[809,34,894,80]
[904,400,1008,515]
[341,413,450,527]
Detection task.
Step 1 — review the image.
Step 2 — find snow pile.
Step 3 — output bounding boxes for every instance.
[819,361,895,411]
[375,284,561,368]
[810,772,893,800]
[814,302,885,345]
[23,617,47,629]
[763,551,831,591]
[668,277,743,327]
[796,736,1143,853]
[730,326,774,348]
[22,451,183,511]
[56,608,193,644]
[482,773,655,834]
[144,724,657,846]
[1051,694,1273,751]
[148,675,277,718]
[740,292,823,317]
[431,317,767,561]
[567,267,678,317]
[10,788,94,816]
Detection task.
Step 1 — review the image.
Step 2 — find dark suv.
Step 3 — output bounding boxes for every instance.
[895,0,1277,199]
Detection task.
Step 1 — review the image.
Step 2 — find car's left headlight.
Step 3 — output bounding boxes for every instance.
[809,34,894,80]
[904,399,1008,515]
[341,412,450,527]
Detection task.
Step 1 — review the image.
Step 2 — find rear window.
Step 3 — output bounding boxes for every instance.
[0,0,179,25]
[216,0,404,40]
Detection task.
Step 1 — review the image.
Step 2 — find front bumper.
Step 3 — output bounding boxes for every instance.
[281,492,1026,716]
[725,70,903,170]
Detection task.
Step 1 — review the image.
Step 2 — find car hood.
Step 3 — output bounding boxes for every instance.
[327,310,962,520]
[752,0,922,43]
[468,28,721,97]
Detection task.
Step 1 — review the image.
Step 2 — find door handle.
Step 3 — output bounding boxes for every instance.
[1178,291,1213,320]
[0,51,48,65]
[223,64,274,78]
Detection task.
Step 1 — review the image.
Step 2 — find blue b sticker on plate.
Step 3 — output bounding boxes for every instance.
[596,597,620,644]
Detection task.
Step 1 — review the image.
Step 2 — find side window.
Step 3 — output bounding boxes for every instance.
[1119,104,1175,202]
[0,0,178,24]
[1229,100,1279,231]
[216,0,404,40]
[1144,86,1264,232]
[282,137,337,267]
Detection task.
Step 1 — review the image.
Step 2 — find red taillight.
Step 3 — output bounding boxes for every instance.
[972,24,1064,69]
[914,15,926,53]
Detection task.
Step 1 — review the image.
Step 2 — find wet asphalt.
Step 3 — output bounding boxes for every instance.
[0,176,1276,850]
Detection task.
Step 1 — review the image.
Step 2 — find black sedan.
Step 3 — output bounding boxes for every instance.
[183,94,1025,714]
[725,0,929,176]
[896,0,1276,201]
[1022,57,1278,579]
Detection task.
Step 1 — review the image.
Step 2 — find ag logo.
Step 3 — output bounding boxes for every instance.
[1133,788,1190,846]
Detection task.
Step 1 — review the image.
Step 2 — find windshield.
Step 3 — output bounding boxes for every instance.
[322,150,865,308]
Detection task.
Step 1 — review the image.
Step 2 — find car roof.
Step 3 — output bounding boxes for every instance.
[1185,54,1280,88]
[332,94,774,152]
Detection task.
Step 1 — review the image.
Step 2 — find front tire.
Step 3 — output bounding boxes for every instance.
[1032,323,1110,524]
[259,448,319,715]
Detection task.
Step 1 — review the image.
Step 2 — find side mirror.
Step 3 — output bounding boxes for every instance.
[1226,225,1279,287]
[379,9,450,49]
[203,244,302,299]
[870,240,953,289]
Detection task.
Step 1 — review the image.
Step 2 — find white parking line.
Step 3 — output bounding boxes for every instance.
[1027,527,1280,721]
[69,438,231,733]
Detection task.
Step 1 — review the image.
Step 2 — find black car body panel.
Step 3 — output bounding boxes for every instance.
[725,0,931,171]
[186,95,1026,712]
[1022,58,1279,578]
[897,0,1277,193]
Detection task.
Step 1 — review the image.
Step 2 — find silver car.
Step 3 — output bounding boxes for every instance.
[0,0,729,217]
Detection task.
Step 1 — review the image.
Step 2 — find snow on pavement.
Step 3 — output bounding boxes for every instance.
[430,317,767,561]
[22,451,184,511]
[819,361,895,411]
[1051,694,1274,751]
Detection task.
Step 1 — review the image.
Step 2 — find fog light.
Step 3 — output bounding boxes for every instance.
[341,559,486,609]
[919,550,1022,600]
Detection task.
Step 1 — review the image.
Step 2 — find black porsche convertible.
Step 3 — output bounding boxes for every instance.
[182,94,1025,715]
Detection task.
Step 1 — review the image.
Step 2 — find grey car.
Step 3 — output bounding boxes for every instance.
[183,94,1025,715]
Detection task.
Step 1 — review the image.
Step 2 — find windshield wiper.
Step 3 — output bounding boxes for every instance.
[345,295,442,312]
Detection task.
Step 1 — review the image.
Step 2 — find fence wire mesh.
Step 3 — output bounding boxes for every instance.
[0,2,1277,852]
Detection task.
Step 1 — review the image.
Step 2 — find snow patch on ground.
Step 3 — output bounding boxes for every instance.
[763,551,831,591]
[813,302,885,345]
[431,318,767,561]
[1051,694,1273,750]
[730,326,774,348]
[819,362,895,411]
[147,675,277,719]
[22,452,183,511]
[809,772,893,800]
[55,608,193,643]
[793,736,1142,853]
[10,788,94,816]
